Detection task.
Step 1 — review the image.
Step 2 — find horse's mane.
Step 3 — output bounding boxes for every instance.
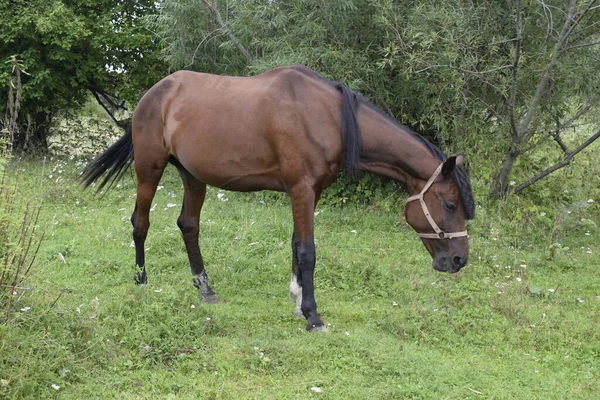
[288,65,475,220]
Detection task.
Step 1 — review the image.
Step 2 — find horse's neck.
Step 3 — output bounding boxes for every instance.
[358,106,440,187]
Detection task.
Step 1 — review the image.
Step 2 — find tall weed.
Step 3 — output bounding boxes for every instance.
[0,139,44,322]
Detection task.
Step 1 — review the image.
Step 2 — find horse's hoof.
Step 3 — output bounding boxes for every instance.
[306,323,328,332]
[293,308,303,318]
[135,271,147,285]
[202,293,220,304]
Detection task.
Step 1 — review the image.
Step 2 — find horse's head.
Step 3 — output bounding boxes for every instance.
[404,155,471,273]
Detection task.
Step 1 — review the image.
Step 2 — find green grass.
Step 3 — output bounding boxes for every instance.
[2,158,600,399]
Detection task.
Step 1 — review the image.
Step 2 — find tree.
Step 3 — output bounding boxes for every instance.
[148,0,387,94]
[0,0,166,150]
[149,0,600,199]
[374,0,600,197]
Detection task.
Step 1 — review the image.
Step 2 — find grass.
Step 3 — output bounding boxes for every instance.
[1,157,600,399]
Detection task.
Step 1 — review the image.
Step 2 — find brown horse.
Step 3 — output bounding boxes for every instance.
[82,65,475,331]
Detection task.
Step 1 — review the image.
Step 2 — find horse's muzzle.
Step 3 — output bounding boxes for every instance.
[433,255,467,273]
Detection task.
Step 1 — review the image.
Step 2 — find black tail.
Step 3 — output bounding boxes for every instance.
[81,126,134,191]
[336,83,362,178]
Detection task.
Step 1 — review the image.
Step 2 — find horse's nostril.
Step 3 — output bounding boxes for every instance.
[453,256,465,268]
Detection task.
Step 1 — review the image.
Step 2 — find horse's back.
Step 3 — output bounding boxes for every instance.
[132,67,343,191]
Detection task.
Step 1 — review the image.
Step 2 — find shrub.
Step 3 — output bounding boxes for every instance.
[0,137,44,321]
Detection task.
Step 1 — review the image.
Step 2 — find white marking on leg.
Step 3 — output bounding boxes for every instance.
[289,274,303,317]
[193,271,219,303]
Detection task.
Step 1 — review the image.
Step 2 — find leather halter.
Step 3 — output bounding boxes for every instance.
[406,163,468,240]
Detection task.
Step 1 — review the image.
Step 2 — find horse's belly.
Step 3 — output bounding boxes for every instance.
[175,151,285,192]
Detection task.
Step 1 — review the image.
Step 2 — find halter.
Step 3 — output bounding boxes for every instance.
[406,163,468,240]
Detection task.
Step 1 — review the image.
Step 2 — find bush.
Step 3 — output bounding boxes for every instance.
[0,137,44,321]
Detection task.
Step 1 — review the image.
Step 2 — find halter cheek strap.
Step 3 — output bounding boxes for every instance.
[406,163,468,240]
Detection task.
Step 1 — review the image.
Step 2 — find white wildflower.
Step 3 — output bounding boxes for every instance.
[217,193,229,202]
[51,384,60,390]
[311,386,323,393]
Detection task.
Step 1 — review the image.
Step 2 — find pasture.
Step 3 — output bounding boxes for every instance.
[2,158,599,399]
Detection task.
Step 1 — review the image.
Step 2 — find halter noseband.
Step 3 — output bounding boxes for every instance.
[406,163,468,240]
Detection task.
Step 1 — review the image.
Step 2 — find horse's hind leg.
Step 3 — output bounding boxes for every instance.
[131,160,167,285]
[175,166,219,303]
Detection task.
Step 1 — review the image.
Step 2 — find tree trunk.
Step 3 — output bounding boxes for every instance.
[492,149,519,198]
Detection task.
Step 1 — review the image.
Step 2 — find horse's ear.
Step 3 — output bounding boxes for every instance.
[456,154,464,167]
[442,154,465,178]
[442,155,459,178]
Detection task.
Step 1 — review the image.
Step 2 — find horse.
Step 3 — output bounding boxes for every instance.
[82,65,475,331]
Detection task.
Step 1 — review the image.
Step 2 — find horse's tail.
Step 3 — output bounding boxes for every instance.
[336,83,362,178]
[80,125,134,191]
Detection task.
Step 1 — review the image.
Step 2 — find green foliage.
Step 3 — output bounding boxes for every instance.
[0,0,166,148]
[319,172,401,211]
[149,0,599,202]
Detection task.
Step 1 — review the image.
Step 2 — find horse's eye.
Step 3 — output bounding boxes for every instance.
[444,201,457,212]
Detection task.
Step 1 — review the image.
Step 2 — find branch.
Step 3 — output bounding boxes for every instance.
[513,128,600,193]
[89,89,130,128]
[200,0,253,62]
[184,28,221,69]
[562,40,600,51]
[552,131,570,153]
[516,0,577,139]
[508,0,523,142]
[558,0,599,52]
[413,64,512,75]
[550,97,599,153]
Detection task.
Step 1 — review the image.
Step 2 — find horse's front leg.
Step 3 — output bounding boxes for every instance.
[289,184,326,331]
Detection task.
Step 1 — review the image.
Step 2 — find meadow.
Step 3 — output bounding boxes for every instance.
[1,157,599,399]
